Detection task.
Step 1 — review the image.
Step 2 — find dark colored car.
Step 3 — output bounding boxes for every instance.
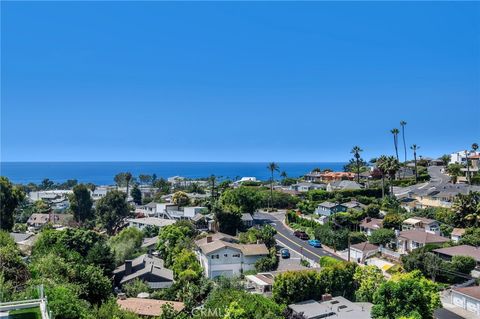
[280,249,290,259]
[293,230,309,240]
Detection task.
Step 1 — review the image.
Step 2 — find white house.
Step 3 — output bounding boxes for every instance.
[289,182,325,193]
[349,242,379,263]
[29,190,72,202]
[451,228,466,243]
[451,286,480,316]
[127,217,176,230]
[450,150,479,165]
[401,217,440,235]
[195,233,269,279]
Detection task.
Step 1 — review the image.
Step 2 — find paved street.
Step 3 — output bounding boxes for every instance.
[254,211,342,264]
[393,165,451,197]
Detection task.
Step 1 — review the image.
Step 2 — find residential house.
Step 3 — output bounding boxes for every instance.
[326,180,362,192]
[117,298,184,317]
[398,197,419,212]
[233,177,258,187]
[241,213,254,228]
[135,202,160,217]
[342,200,367,210]
[195,233,269,278]
[402,217,441,235]
[460,154,480,183]
[359,217,383,236]
[304,171,355,183]
[397,230,449,254]
[408,184,480,209]
[113,254,174,289]
[27,213,73,230]
[28,190,72,202]
[126,217,176,230]
[451,286,480,316]
[245,273,275,295]
[434,245,480,268]
[451,228,466,243]
[288,296,372,319]
[191,213,215,231]
[10,232,37,253]
[349,242,379,263]
[315,202,348,216]
[91,187,109,201]
[290,182,326,193]
[450,150,479,165]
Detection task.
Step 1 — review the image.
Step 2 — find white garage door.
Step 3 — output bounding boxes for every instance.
[211,270,233,278]
[453,296,464,308]
[466,300,478,313]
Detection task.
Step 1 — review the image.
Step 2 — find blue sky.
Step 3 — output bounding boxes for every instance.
[1,2,479,162]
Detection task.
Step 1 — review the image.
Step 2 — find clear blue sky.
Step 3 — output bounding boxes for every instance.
[1,2,479,162]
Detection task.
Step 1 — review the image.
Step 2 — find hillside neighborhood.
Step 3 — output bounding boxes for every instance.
[1,141,480,319]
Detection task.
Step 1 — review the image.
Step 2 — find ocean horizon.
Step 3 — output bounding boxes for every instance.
[0,161,346,185]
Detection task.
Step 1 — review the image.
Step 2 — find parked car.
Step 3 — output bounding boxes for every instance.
[280,249,290,259]
[293,230,309,240]
[308,239,322,248]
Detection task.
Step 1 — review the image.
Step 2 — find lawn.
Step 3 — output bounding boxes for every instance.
[8,307,42,319]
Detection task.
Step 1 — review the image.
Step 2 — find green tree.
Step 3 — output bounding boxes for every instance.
[157,221,197,267]
[267,162,280,210]
[459,227,480,246]
[123,278,150,297]
[69,184,94,223]
[138,174,153,185]
[215,211,242,235]
[382,212,403,230]
[172,191,190,206]
[410,144,420,183]
[0,231,30,289]
[400,121,408,173]
[440,154,451,166]
[130,185,142,205]
[391,128,400,161]
[371,271,441,319]
[45,283,90,319]
[451,255,476,274]
[109,227,144,265]
[172,249,202,280]
[0,177,25,231]
[350,146,364,183]
[368,228,395,246]
[452,192,480,227]
[376,155,389,198]
[96,190,130,235]
[446,163,463,184]
[353,265,385,302]
[220,187,262,214]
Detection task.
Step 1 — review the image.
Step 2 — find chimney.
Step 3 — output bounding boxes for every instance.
[125,260,132,276]
[366,217,371,223]
[321,294,332,302]
[206,236,213,243]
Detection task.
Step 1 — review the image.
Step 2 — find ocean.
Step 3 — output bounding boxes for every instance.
[0,162,346,185]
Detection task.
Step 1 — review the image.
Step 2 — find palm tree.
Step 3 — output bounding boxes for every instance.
[452,192,480,227]
[446,163,462,184]
[410,144,420,183]
[376,155,389,198]
[125,172,132,202]
[267,162,279,211]
[465,150,471,185]
[280,171,287,180]
[350,146,363,183]
[440,154,451,167]
[390,128,400,161]
[384,156,400,195]
[400,121,407,177]
[473,143,479,152]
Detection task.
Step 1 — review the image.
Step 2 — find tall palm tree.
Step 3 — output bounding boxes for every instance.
[350,146,363,183]
[390,128,400,161]
[125,172,132,203]
[473,143,479,152]
[280,171,287,180]
[267,162,280,211]
[400,121,407,177]
[385,156,400,195]
[465,150,471,185]
[410,144,420,183]
[376,155,389,198]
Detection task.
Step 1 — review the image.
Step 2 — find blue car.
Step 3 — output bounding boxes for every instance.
[308,239,322,248]
[280,249,290,259]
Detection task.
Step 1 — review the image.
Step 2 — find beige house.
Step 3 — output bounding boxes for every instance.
[401,217,440,235]
[397,230,449,254]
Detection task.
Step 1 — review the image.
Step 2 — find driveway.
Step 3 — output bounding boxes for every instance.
[254,212,342,264]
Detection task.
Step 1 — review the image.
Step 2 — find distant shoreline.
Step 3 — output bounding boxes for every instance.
[1,161,347,185]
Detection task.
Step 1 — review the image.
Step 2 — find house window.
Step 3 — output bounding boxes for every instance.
[224,254,228,258]
[232,254,240,258]
[211,254,220,259]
